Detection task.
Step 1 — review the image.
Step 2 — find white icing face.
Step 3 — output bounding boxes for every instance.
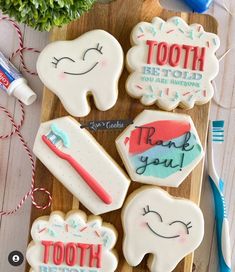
[116,110,204,187]
[122,187,204,272]
[33,116,130,215]
[37,30,123,117]
[126,16,220,110]
[27,211,118,272]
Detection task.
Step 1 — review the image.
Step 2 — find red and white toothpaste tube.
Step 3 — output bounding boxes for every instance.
[0,51,36,105]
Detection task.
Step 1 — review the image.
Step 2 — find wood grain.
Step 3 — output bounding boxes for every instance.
[26,1,219,271]
[0,14,49,272]
[0,1,234,272]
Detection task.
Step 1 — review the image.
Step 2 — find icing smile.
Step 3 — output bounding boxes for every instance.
[51,56,99,76]
[146,222,180,239]
[63,62,99,76]
[143,205,192,239]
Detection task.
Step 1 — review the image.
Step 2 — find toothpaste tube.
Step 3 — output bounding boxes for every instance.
[0,52,37,105]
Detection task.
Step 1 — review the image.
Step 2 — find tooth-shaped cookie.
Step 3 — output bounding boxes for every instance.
[26,210,118,272]
[122,187,204,272]
[37,30,123,117]
[126,16,220,110]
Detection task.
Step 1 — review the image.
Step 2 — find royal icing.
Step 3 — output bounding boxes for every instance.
[27,211,118,272]
[126,16,220,110]
[122,187,204,272]
[37,30,123,117]
[33,116,130,215]
[116,110,204,187]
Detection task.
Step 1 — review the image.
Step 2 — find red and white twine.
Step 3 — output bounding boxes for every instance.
[0,17,52,216]
[0,16,39,75]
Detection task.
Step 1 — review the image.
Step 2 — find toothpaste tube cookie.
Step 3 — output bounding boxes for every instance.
[26,210,118,272]
[116,110,204,187]
[37,30,123,117]
[126,16,220,110]
[33,116,130,215]
[122,187,204,272]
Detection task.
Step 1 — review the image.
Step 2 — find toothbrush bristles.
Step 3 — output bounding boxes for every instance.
[212,120,224,143]
[46,131,63,148]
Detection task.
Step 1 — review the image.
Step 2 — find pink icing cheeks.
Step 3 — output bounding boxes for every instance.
[100,59,108,68]
[178,230,188,243]
[140,221,147,228]
[59,72,67,80]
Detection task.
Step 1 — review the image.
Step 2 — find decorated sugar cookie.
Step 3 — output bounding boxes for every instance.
[122,187,204,272]
[126,16,220,110]
[27,210,118,272]
[116,110,204,187]
[33,116,130,215]
[37,30,123,117]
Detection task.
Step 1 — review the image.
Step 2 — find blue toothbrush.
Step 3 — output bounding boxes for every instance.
[183,0,213,13]
[208,120,231,272]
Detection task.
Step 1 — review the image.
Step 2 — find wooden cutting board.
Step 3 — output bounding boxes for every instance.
[27,0,218,271]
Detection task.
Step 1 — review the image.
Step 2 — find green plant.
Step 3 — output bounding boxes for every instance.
[0,0,96,31]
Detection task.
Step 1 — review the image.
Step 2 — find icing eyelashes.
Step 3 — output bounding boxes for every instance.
[142,205,192,237]
[52,57,75,68]
[143,205,163,222]
[51,43,103,69]
[169,221,192,234]
[83,43,103,60]
[51,44,103,76]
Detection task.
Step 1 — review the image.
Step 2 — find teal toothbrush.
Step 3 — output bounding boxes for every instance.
[208,120,231,272]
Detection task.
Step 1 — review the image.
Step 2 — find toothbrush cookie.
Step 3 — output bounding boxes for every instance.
[126,16,220,110]
[37,30,123,117]
[27,210,118,272]
[33,116,130,215]
[116,110,204,187]
[122,187,204,272]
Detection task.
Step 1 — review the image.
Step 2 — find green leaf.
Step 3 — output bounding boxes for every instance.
[0,0,96,31]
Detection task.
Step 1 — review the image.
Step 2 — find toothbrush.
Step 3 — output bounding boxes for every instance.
[42,123,112,205]
[208,120,231,272]
[183,0,213,13]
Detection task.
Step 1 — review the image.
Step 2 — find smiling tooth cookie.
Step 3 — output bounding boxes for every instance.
[37,30,123,117]
[126,16,220,110]
[26,210,118,272]
[116,110,204,187]
[122,187,204,272]
[33,116,130,215]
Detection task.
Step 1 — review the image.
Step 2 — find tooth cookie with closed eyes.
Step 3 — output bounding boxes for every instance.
[26,210,118,272]
[126,16,220,110]
[37,30,123,117]
[122,187,204,272]
[116,110,204,187]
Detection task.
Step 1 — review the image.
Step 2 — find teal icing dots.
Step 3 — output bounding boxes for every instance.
[198,32,204,39]
[48,228,57,237]
[172,18,180,26]
[91,222,98,228]
[103,235,110,248]
[68,219,80,229]
[188,30,194,40]
[178,28,185,34]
